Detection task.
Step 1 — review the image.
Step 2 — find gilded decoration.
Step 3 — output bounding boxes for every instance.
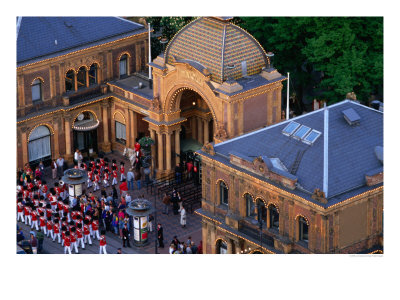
[201,143,216,156]
[214,122,228,139]
[150,96,162,113]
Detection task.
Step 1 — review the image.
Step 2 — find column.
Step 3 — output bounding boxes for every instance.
[110,102,116,145]
[227,238,233,254]
[209,224,216,254]
[191,117,196,140]
[266,206,271,229]
[129,109,137,146]
[175,129,180,165]
[197,117,203,144]
[203,119,209,144]
[321,215,328,253]
[102,103,109,144]
[202,221,208,254]
[64,117,72,157]
[157,132,164,171]
[85,69,89,88]
[166,132,172,172]
[150,129,156,175]
[53,118,60,158]
[267,91,273,126]
[73,72,78,91]
[17,75,25,107]
[21,129,28,167]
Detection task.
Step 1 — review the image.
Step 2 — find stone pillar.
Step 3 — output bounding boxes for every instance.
[157,132,164,171]
[53,118,60,158]
[227,238,233,254]
[150,129,156,175]
[175,129,180,165]
[288,200,295,241]
[17,74,25,107]
[267,91,273,126]
[238,101,244,135]
[85,68,89,88]
[210,224,216,254]
[21,128,29,167]
[203,119,209,144]
[64,116,72,160]
[73,72,78,91]
[110,102,116,146]
[321,215,328,253]
[202,221,208,254]
[191,117,196,140]
[165,132,172,172]
[266,206,271,229]
[101,102,111,152]
[197,117,203,144]
[130,109,138,147]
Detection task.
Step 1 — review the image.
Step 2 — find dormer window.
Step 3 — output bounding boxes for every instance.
[31,78,42,103]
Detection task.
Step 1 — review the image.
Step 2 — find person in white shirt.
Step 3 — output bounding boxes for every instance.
[56,157,64,177]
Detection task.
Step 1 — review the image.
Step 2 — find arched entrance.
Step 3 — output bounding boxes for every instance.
[72,111,99,157]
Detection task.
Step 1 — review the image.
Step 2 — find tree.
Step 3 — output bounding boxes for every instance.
[240,17,383,107]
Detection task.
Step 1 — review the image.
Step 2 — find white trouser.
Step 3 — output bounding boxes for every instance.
[25,215,31,225]
[64,245,71,254]
[112,177,117,185]
[148,222,153,232]
[78,237,85,249]
[32,247,38,254]
[17,212,24,222]
[103,180,109,187]
[40,226,47,234]
[93,230,100,240]
[84,234,92,245]
[120,174,125,182]
[87,179,92,188]
[31,220,39,231]
[73,241,79,253]
[66,213,71,223]
[94,182,99,191]
[47,229,54,239]
[99,245,107,254]
[53,233,61,243]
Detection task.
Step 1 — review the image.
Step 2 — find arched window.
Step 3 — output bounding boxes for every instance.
[119,54,128,78]
[115,112,126,145]
[298,216,309,244]
[245,193,256,217]
[255,199,266,224]
[89,63,98,86]
[216,239,227,254]
[219,181,228,206]
[31,78,42,103]
[268,204,279,231]
[77,66,87,89]
[65,70,75,92]
[28,126,51,163]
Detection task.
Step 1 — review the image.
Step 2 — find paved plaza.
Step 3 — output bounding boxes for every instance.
[17,151,202,254]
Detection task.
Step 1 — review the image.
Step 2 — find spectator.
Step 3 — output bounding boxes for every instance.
[197,240,203,254]
[36,230,45,253]
[56,156,64,177]
[157,223,164,248]
[175,164,182,184]
[51,160,57,180]
[111,212,119,235]
[122,223,131,248]
[191,241,198,254]
[185,243,192,254]
[117,248,122,254]
[119,179,128,198]
[112,186,119,203]
[179,206,187,228]
[17,228,25,243]
[30,232,38,254]
[162,192,171,215]
[134,168,142,190]
[39,161,45,181]
[169,244,176,254]
[148,214,154,232]
[186,161,193,179]
[127,168,135,190]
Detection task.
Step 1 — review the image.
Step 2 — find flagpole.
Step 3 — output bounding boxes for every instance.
[286,72,290,120]
[148,23,152,80]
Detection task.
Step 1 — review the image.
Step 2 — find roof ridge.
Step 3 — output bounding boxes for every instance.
[16,17,22,41]
[220,24,227,82]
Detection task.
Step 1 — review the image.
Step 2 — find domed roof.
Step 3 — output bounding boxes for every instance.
[165,17,268,84]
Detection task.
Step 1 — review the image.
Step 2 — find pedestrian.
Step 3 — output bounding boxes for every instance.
[185,243,192,254]
[122,223,130,247]
[175,164,182,184]
[91,215,100,240]
[51,160,57,180]
[39,161,45,181]
[162,192,171,215]
[70,227,79,254]
[30,232,38,254]
[127,168,134,190]
[17,198,24,223]
[111,166,118,186]
[74,149,80,165]
[112,186,119,203]
[179,206,186,228]
[120,162,126,182]
[117,248,122,254]
[148,214,154,232]
[56,156,64,177]
[171,236,180,249]
[17,228,25,243]
[111,212,119,235]
[119,179,128,198]
[99,230,107,254]
[190,241,198,254]
[157,223,164,248]
[169,244,175,254]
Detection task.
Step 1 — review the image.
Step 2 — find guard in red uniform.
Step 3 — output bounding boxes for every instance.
[17,199,24,223]
[24,202,32,225]
[120,162,126,182]
[64,231,72,254]
[93,170,100,191]
[91,216,100,240]
[99,230,107,254]
[63,200,71,222]
[45,204,53,220]
[39,212,47,234]
[87,167,93,189]
[83,219,92,245]
[46,217,54,239]
[76,223,85,249]
[103,169,110,187]
[111,166,118,186]
[53,219,61,243]
[134,139,141,157]
[70,227,79,254]
[31,205,39,231]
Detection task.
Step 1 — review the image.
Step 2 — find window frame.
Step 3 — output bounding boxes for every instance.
[298,217,309,244]
[268,204,279,230]
[31,78,42,103]
[115,121,126,145]
[119,54,128,78]
[245,194,255,218]
[65,70,75,92]
[219,181,228,206]
[89,64,98,86]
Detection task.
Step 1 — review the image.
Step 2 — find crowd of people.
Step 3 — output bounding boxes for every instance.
[16,140,202,254]
[168,235,202,254]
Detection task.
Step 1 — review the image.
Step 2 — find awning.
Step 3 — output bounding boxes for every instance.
[72,119,100,131]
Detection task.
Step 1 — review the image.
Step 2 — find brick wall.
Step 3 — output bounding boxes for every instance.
[243,92,268,132]
[23,68,51,105]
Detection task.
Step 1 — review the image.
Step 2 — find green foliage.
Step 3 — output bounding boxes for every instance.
[240,17,383,105]
[146,17,194,59]
[138,136,155,149]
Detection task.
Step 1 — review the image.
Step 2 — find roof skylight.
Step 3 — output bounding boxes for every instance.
[302,129,321,144]
[293,125,311,139]
[282,122,300,136]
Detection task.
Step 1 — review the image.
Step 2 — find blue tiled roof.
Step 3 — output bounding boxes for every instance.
[199,100,383,207]
[17,17,145,66]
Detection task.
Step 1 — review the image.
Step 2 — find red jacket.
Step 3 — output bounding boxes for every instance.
[39,216,46,227]
[53,223,60,234]
[119,181,128,192]
[64,236,71,247]
[92,220,99,231]
[100,235,106,246]
[47,220,53,230]
[76,228,83,239]
[83,225,90,235]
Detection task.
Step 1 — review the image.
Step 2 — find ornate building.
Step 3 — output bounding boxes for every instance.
[17,16,285,178]
[196,100,383,254]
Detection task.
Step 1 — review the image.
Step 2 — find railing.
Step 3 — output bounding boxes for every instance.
[238,221,275,248]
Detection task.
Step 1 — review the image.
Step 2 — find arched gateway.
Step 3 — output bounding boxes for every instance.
[148,17,286,177]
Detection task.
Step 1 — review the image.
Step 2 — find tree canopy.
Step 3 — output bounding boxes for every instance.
[240,17,383,107]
